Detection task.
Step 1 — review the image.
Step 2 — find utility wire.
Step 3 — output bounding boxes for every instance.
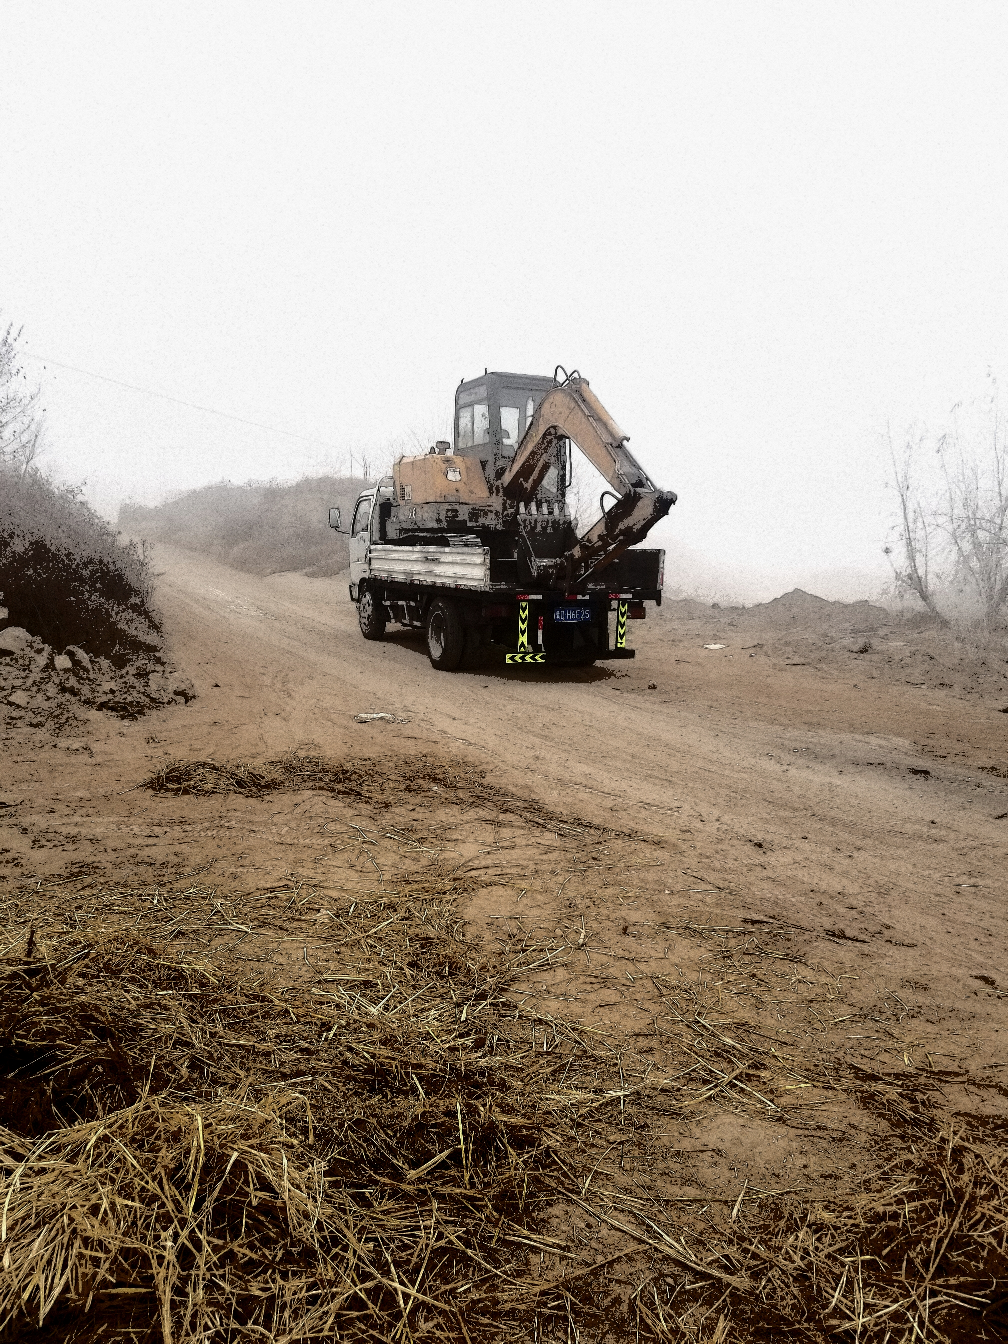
[23,350,331,447]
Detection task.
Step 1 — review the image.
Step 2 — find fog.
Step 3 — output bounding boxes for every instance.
[3,4,1007,603]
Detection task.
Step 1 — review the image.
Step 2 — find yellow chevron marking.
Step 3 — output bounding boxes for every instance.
[616,601,628,649]
[518,600,529,651]
[506,651,546,665]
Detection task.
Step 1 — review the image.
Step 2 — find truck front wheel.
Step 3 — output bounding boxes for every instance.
[426,599,464,670]
[358,586,387,640]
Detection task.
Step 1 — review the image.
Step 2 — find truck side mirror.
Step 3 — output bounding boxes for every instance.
[328,507,342,532]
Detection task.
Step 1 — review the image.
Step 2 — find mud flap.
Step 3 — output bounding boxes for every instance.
[596,600,634,658]
[616,600,628,650]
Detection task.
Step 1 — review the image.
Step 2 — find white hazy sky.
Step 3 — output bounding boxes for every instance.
[3,3,1007,599]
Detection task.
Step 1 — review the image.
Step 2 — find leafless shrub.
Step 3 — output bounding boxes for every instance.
[937,391,1008,626]
[886,425,945,621]
[886,377,1008,629]
[120,475,370,578]
[0,319,45,477]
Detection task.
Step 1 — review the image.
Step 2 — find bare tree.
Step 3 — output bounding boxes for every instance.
[885,425,945,621]
[936,390,1008,625]
[0,321,45,477]
[886,378,1008,627]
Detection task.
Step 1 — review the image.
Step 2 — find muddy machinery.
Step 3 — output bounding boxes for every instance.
[331,368,676,669]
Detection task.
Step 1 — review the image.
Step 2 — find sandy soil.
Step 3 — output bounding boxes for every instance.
[2,546,1007,1334]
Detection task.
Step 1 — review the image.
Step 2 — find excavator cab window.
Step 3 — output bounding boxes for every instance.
[457,402,490,450]
[474,403,490,445]
[500,406,520,454]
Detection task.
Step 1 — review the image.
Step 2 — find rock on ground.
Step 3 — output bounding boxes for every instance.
[0,630,194,734]
[0,627,34,657]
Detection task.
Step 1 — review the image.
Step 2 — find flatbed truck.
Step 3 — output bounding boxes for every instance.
[330,368,675,670]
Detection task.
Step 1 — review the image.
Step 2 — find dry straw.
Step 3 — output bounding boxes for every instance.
[0,797,699,1342]
[2,756,1006,1341]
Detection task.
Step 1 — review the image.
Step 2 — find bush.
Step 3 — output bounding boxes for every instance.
[887,377,1008,628]
[0,320,44,477]
[0,460,161,656]
[119,475,367,578]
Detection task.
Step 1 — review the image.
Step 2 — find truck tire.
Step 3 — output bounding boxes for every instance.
[358,586,387,640]
[426,599,464,670]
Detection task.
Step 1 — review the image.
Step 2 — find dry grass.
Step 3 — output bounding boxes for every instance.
[0,811,702,1342]
[143,752,635,840]
[612,919,1008,1340]
[731,1120,1008,1339]
[2,760,1006,1341]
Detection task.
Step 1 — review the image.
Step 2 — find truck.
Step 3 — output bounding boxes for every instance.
[329,368,676,670]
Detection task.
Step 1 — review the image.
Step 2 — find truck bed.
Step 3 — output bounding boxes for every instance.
[366,542,664,598]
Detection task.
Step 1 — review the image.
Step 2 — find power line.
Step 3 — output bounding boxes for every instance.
[23,350,332,447]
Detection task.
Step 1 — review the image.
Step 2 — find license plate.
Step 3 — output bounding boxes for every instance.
[554,605,591,624]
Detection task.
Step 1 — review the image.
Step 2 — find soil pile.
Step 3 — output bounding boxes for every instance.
[658,585,1008,704]
[0,626,193,732]
[662,588,891,635]
[0,461,160,656]
[738,587,890,632]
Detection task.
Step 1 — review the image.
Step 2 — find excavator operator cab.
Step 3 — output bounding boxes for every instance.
[454,371,561,489]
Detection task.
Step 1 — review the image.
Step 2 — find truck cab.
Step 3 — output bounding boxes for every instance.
[348,479,395,598]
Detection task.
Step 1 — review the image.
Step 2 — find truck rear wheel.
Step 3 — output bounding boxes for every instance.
[358,586,387,640]
[426,599,464,670]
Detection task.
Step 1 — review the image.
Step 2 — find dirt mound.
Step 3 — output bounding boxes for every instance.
[739,587,890,632]
[660,588,893,636]
[1,460,161,656]
[0,627,193,732]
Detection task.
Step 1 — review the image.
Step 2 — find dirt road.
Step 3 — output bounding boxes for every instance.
[156,545,1006,1002]
[5,545,1007,1064]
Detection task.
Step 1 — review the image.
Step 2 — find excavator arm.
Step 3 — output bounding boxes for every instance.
[500,373,676,582]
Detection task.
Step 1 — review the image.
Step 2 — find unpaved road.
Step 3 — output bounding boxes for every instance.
[3,545,1007,1195]
[155,546,1006,1004]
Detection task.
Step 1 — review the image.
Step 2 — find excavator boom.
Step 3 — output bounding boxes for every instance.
[501,374,676,581]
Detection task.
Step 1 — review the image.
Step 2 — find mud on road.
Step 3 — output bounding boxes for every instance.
[2,546,1007,1340]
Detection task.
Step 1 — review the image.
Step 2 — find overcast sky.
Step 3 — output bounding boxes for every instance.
[3,3,1007,599]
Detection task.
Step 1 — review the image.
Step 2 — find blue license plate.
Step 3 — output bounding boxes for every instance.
[554,605,592,624]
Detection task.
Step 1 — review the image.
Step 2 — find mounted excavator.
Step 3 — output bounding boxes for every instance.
[329,368,676,670]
